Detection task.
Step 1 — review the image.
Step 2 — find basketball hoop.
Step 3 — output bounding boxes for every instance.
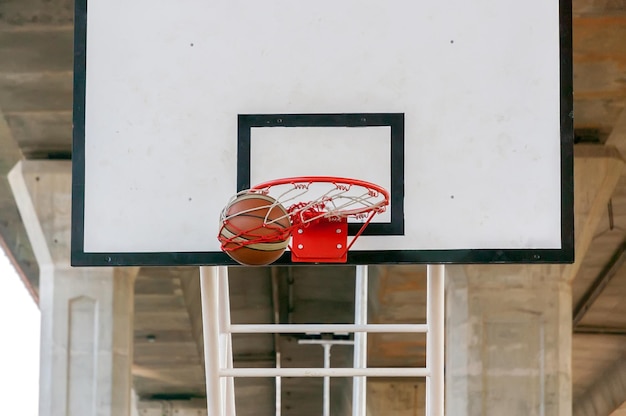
[218,176,389,264]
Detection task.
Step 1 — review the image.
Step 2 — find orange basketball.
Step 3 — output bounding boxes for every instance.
[219,193,291,265]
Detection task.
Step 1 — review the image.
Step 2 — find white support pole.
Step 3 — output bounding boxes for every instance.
[200,266,236,416]
[275,351,282,416]
[352,265,368,416]
[426,265,445,416]
[200,266,223,416]
[299,339,355,416]
[323,343,331,416]
[219,268,237,416]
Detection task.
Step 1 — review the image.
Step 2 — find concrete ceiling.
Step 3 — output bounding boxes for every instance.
[1,0,626,414]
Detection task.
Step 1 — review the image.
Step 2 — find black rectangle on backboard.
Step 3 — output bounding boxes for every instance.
[237,113,405,237]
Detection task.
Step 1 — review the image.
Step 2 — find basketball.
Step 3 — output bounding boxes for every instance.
[218,193,291,266]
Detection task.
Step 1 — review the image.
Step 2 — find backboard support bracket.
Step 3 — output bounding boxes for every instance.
[291,217,348,263]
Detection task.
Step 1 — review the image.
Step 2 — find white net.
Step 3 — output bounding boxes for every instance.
[250,176,389,226]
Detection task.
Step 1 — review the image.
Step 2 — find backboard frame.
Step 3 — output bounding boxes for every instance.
[238,113,405,238]
[71,0,574,266]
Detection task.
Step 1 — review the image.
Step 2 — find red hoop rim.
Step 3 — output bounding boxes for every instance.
[251,176,390,205]
[220,176,390,263]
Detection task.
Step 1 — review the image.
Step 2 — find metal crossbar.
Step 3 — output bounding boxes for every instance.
[228,324,428,333]
[199,265,445,416]
[219,367,431,378]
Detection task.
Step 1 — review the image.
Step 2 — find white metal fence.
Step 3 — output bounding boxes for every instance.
[199,265,445,416]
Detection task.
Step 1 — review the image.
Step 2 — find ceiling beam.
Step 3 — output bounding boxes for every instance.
[573,355,626,416]
[574,326,626,336]
[563,145,623,281]
[571,110,626,323]
[0,0,73,29]
[606,109,626,162]
[0,108,37,300]
[573,240,626,327]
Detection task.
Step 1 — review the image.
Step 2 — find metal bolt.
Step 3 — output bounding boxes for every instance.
[298,229,304,234]
[336,228,342,234]
[298,244,304,249]
[337,244,343,249]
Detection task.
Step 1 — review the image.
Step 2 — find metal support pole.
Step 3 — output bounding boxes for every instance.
[352,265,368,416]
[219,268,236,415]
[200,266,222,416]
[200,266,236,416]
[323,343,331,416]
[275,352,282,416]
[426,265,445,416]
[299,339,355,416]
[271,268,282,416]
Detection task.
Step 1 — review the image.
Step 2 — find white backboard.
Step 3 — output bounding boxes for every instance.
[72,0,573,265]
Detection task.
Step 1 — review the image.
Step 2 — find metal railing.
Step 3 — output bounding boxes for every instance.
[200,265,445,416]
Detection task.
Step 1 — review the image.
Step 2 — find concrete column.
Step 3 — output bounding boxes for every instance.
[446,265,571,416]
[8,160,137,416]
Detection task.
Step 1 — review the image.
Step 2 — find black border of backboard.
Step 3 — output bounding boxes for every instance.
[237,113,405,237]
[70,0,574,266]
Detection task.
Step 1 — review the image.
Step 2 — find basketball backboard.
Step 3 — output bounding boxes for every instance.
[71,0,573,266]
